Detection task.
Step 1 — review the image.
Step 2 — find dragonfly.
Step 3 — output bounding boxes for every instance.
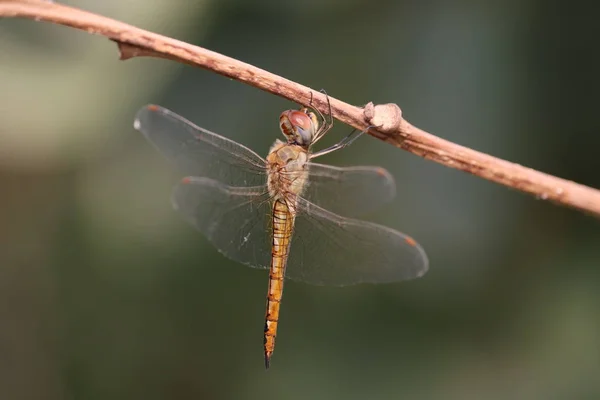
[133,98,429,368]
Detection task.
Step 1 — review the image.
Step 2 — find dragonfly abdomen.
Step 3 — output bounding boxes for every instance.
[264,199,295,369]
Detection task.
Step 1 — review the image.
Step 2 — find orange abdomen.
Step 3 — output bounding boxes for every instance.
[264,199,295,369]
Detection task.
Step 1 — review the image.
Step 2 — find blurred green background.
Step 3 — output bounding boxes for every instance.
[1,0,599,399]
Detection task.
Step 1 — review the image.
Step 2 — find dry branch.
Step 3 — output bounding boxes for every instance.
[2,0,600,217]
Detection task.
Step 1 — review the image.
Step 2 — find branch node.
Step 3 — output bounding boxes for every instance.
[364,102,403,133]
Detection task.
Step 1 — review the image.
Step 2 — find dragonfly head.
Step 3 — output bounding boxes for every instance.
[279,108,319,147]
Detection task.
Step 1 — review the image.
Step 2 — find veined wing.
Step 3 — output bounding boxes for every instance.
[134,105,266,187]
[285,197,428,286]
[304,163,396,217]
[172,177,272,270]
[171,177,427,286]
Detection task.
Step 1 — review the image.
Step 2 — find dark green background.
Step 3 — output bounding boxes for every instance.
[1,1,599,399]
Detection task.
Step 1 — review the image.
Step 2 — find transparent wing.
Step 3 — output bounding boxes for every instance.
[304,163,396,217]
[172,177,428,286]
[134,105,267,187]
[284,197,429,286]
[172,177,272,270]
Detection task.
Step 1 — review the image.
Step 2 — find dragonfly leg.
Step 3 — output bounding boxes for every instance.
[308,89,334,145]
[310,125,374,158]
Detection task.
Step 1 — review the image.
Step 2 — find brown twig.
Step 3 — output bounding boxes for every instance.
[2,0,600,217]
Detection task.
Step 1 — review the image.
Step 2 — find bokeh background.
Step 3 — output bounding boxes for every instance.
[1,0,599,399]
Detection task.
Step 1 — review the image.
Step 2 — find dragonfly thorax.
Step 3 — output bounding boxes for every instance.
[266,140,310,202]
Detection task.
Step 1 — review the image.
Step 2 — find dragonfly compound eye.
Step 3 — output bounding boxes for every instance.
[279,110,315,146]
